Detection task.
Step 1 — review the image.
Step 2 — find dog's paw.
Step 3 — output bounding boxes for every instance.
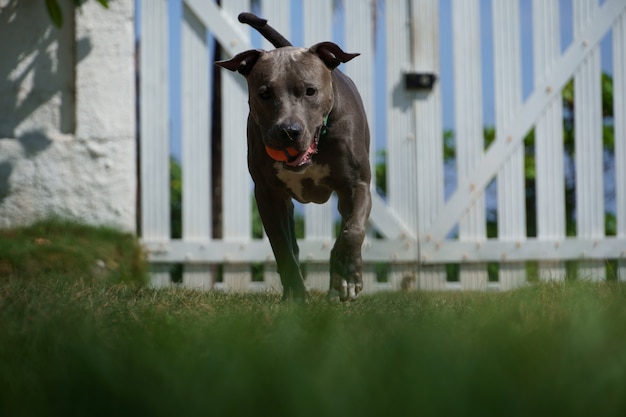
[329,274,362,302]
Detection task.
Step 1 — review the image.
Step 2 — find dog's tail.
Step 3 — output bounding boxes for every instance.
[238,12,293,48]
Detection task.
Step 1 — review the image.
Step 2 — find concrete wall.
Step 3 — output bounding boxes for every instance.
[0,0,136,231]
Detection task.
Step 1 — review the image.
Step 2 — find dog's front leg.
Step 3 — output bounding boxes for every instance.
[254,186,307,301]
[330,181,372,301]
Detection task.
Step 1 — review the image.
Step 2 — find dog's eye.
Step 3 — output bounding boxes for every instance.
[305,87,317,97]
[259,88,271,100]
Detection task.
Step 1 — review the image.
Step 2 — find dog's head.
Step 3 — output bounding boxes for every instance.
[216,43,359,169]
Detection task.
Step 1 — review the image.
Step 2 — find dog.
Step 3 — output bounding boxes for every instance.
[216,13,371,301]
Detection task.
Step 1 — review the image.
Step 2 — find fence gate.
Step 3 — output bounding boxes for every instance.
[418,0,626,289]
[139,0,626,292]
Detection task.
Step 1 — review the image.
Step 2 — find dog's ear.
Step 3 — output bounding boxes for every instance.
[309,42,360,70]
[215,49,263,76]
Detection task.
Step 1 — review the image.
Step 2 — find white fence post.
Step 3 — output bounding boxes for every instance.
[412,0,446,290]
[493,0,527,290]
[380,0,444,290]
[344,0,377,199]
[221,0,253,292]
[533,0,566,282]
[574,0,605,281]
[386,0,418,290]
[140,0,171,287]
[181,3,212,289]
[615,8,626,282]
[452,0,488,290]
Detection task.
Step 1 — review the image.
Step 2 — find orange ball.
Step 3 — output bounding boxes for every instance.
[265,146,300,162]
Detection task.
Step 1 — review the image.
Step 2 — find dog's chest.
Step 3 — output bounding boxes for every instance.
[274,162,333,204]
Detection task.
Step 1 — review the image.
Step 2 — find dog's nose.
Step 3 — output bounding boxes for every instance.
[277,123,303,141]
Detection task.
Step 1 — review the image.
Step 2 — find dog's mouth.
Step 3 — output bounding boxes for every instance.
[281,126,322,171]
[283,140,318,170]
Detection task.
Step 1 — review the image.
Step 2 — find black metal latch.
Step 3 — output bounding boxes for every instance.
[404,72,437,91]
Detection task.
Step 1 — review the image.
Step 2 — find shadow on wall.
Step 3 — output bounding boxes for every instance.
[0,0,75,137]
[0,130,53,205]
[0,161,11,204]
[0,0,90,205]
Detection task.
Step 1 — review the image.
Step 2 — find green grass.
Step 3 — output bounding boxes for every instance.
[1,222,626,416]
[0,220,146,284]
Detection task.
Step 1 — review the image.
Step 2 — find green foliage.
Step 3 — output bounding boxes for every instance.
[606,213,617,237]
[443,129,455,161]
[375,149,387,196]
[170,157,182,239]
[562,73,615,155]
[483,126,496,149]
[45,0,109,28]
[45,0,63,27]
[562,73,615,120]
[251,195,264,239]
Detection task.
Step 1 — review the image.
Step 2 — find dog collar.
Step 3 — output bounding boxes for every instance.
[321,114,329,137]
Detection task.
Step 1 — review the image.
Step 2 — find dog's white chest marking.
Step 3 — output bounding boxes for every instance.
[274,162,331,203]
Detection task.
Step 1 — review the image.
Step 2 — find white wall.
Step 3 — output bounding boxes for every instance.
[0,0,136,231]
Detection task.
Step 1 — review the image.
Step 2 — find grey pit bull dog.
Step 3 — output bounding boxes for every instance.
[216,13,371,301]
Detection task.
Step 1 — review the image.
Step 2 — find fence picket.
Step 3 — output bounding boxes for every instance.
[344,0,376,190]
[385,0,418,290]
[533,0,566,282]
[221,0,252,292]
[411,0,446,290]
[260,0,290,50]
[493,0,526,290]
[452,0,488,290]
[140,0,171,287]
[574,0,605,281]
[615,9,626,281]
[181,4,212,289]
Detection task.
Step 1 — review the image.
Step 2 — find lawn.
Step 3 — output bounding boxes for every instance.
[1,222,625,416]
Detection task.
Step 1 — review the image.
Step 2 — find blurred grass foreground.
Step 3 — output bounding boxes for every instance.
[1,221,625,417]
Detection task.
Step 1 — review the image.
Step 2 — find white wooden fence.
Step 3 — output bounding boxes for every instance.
[140,0,626,292]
